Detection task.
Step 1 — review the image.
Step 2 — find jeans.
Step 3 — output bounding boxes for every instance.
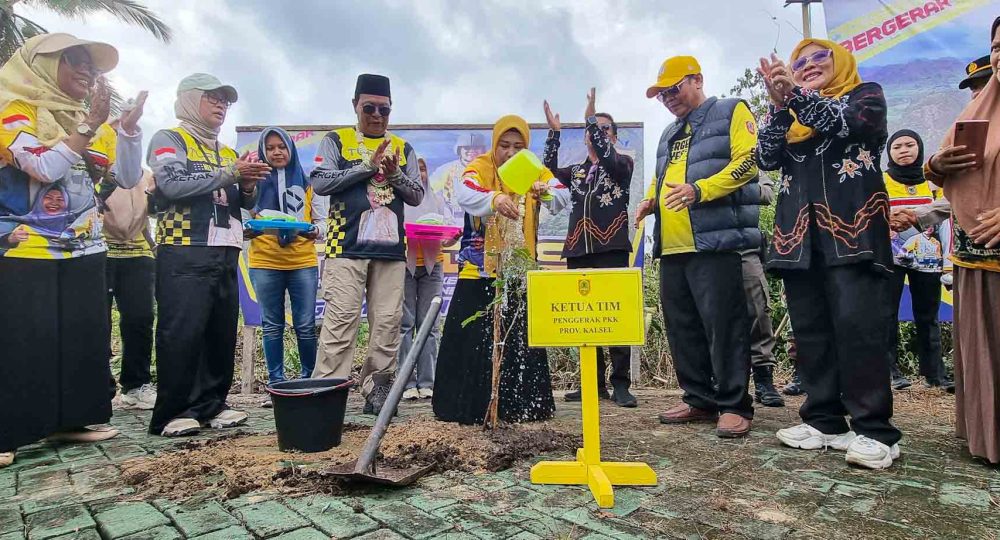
[396,265,444,390]
[887,267,945,382]
[250,266,319,384]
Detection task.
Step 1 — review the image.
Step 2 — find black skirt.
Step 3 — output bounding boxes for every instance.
[0,254,113,452]
[432,278,555,425]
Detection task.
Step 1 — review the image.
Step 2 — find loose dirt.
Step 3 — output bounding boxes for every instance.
[121,416,578,502]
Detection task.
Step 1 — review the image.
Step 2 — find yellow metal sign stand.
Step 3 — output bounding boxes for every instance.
[526,269,657,508]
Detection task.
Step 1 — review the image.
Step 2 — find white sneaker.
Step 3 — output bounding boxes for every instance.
[420,388,433,399]
[0,452,14,468]
[845,435,900,469]
[121,384,157,410]
[402,388,421,400]
[776,423,856,450]
[207,409,248,429]
[161,418,200,437]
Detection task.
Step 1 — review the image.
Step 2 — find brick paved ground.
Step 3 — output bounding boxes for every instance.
[2,388,998,539]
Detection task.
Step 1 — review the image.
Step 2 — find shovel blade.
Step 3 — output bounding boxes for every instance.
[324,460,434,487]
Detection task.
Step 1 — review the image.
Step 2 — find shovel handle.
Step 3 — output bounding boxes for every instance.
[355,296,443,474]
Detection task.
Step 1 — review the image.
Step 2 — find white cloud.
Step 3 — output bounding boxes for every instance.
[16,0,828,175]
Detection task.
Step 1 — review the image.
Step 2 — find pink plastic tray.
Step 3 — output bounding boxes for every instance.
[405,223,462,241]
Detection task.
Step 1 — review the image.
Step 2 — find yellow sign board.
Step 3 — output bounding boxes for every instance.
[526,268,645,347]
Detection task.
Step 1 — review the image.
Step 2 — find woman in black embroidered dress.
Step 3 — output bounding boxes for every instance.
[756,39,901,470]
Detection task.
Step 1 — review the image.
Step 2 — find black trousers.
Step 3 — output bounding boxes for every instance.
[659,252,753,418]
[0,254,112,451]
[566,250,632,390]
[887,267,945,381]
[783,262,901,446]
[149,246,240,434]
[106,256,155,392]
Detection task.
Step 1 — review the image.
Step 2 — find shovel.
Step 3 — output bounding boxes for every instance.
[325,295,443,486]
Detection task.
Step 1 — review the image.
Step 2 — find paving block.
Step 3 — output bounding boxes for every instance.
[557,506,648,538]
[187,526,253,540]
[54,446,104,464]
[49,530,100,540]
[0,533,24,540]
[24,504,94,540]
[93,502,170,539]
[501,533,542,540]
[17,469,70,493]
[0,508,22,536]
[284,495,378,538]
[233,500,309,538]
[163,501,238,538]
[430,504,522,540]
[118,525,182,540]
[270,528,329,540]
[69,465,119,488]
[350,530,408,540]
[363,502,453,539]
[97,444,148,463]
[503,507,571,538]
[8,449,58,471]
[939,483,993,510]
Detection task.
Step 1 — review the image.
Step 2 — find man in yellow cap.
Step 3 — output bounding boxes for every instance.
[636,55,762,438]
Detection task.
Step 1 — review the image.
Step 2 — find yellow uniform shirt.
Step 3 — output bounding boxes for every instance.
[646,102,758,256]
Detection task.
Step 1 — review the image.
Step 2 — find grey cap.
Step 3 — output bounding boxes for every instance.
[177,73,238,103]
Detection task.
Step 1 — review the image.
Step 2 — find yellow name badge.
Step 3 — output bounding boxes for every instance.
[526,268,645,348]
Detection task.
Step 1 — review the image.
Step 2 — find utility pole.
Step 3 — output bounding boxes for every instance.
[784,0,821,38]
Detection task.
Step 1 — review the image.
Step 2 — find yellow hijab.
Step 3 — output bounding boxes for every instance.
[463,114,553,275]
[0,34,90,147]
[786,38,863,144]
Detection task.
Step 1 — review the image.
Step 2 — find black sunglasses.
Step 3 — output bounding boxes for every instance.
[362,103,392,117]
[598,124,614,134]
[203,92,232,108]
[656,77,691,102]
[61,48,99,76]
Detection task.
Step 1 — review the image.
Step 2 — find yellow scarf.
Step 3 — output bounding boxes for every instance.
[463,114,552,275]
[786,38,862,144]
[0,34,88,147]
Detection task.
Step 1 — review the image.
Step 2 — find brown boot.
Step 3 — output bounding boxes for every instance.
[657,403,717,424]
[716,413,752,438]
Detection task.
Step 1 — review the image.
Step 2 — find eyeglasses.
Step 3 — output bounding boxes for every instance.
[656,77,690,103]
[791,49,833,72]
[362,103,392,117]
[61,48,100,77]
[203,92,232,108]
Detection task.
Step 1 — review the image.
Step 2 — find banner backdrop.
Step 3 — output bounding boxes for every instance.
[234,123,644,326]
[824,0,999,322]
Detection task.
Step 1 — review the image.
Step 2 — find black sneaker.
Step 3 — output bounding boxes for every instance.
[782,373,804,396]
[753,366,785,407]
[564,388,612,402]
[891,375,912,391]
[611,385,638,408]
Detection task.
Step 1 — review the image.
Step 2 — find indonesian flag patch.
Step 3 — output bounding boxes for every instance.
[154,147,177,161]
[314,155,324,165]
[2,114,31,131]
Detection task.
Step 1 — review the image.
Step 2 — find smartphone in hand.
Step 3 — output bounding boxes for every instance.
[955,120,989,165]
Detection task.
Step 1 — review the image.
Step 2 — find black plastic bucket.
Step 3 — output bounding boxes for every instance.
[266,378,354,453]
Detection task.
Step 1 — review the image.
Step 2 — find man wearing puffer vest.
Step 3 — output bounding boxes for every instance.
[636,56,763,438]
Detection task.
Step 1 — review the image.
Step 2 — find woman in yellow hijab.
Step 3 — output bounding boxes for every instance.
[0,33,147,468]
[755,39,901,469]
[432,114,569,426]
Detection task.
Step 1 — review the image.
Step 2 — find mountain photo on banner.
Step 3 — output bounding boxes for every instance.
[824,0,1000,153]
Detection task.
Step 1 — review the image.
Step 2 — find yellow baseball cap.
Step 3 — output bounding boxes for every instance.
[646,56,701,98]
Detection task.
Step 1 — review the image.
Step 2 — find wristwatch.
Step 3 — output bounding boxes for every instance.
[76,123,96,138]
[586,115,598,126]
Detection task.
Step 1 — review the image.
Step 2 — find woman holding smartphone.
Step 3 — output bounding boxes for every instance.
[922,16,1000,465]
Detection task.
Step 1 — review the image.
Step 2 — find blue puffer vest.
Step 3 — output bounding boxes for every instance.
[651,97,764,256]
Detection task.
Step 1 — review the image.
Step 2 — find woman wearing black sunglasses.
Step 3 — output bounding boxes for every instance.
[757,39,900,470]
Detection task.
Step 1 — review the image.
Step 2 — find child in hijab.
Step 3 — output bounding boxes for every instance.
[247,127,327,398]
[883,129,952,391]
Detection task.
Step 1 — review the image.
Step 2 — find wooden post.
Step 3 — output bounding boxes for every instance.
[240,325,255,394]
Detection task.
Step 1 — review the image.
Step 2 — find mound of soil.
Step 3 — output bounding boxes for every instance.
[120,416,577,502]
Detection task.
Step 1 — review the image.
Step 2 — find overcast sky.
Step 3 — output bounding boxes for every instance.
[20,0,828,176]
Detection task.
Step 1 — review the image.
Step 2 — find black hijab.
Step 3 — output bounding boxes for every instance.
[885,129,925,186]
